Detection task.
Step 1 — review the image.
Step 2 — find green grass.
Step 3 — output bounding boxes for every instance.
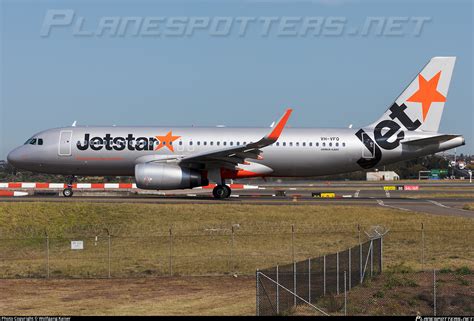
[0,202,473,277]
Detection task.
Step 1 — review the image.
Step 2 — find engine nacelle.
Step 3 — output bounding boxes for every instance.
[135,163,208,190]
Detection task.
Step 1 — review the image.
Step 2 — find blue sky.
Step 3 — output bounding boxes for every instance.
[0,0,472,159]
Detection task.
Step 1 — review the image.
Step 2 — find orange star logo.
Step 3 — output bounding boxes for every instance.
[406,71,446,121]
[155,131,181,152]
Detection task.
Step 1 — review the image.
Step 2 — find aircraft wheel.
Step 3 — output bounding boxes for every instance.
[63,188,74,197]
[212,185,229,199]
[223,185,232,198]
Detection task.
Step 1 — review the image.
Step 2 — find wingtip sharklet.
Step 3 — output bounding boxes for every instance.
[267,108,293,141]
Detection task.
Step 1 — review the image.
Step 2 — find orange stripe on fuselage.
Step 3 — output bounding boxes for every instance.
[75,157,124,161]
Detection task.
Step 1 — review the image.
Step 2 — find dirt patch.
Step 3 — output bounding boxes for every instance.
[0,276,255,316]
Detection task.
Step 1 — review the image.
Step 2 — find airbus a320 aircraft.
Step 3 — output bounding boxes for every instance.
[7,57,465,199]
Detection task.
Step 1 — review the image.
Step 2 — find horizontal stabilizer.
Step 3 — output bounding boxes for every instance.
[402,134,461,146]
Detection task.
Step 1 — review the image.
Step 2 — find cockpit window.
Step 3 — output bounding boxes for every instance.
[24,137,43,145]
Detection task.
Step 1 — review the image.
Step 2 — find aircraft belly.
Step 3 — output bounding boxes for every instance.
[260,148,359,177]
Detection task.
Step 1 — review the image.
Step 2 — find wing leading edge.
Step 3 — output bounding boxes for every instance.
[178,108,293,166]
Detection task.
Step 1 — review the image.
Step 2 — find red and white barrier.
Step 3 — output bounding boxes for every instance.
[0,190,28,197]
[0,182,259,190]
[0,182,136,189]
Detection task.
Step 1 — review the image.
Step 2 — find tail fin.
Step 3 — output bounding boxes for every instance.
[368,57,456,133]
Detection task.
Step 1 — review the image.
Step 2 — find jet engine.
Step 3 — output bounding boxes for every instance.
[135,163,208,190]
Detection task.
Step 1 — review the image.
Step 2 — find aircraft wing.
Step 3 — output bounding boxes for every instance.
[178,109,293,166]
[402,134,461,146]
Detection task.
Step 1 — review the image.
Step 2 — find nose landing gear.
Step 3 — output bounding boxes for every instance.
[63,175,76,197]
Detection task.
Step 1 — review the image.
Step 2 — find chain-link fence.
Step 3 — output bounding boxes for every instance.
[313,269,473,316]
[256,237,382,316]
[0,224,472,278]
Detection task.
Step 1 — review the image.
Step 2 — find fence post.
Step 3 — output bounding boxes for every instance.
[231,225,235,274]
[308,258,311,302]
[293,261,297,307]
[276,265,280,315]
[359,236,363,284]
[344,271,347,316]
[349,247,352,290]
[291,224,295,263]
[323,255,326,296]
[433,269,437,316]
[336,251,339,295]
[256,269,260,316]
[169,226,173,276]
[380,237,383,273]
[107,231,111,278]
[421,223,425,271]
[45,232,49,279]
[370,240,373,277]
[357,224,361,248]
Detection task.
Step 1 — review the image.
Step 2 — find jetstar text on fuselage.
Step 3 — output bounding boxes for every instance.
[77,133,168,151]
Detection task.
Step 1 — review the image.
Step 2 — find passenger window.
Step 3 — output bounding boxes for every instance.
[276,142,280,146]
[342,142,346,147]
[190,141,193,145]
[210,141,213,146]
[204,141,207,146]
[316,142,319,147]
[329,143,332,147]
[296,142,299,147]
[217,141,220,146]
[223,142,227,146]
[230,142,233,146]
[283,142,286,146]
[309,142,312,147]
[197,141,200,146]
[243,142,246,145]
[179,141,183,145]
[336,142,339,147]
[323,142,326,147]
[289,142,293,147]
[302,142,306,147]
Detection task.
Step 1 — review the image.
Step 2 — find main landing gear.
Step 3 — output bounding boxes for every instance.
[212,184,231,199]
[63,175,76,197]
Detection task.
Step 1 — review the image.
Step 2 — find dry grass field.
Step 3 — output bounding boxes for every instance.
[0,202,472,277]
[0,202,473,316]
[463,203,474,210]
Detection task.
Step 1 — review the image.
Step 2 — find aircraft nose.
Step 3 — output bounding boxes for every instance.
[7,148,22,167]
